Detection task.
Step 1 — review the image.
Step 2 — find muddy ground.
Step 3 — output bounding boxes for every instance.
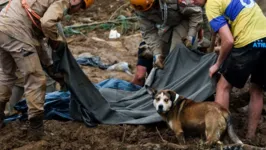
[0,0,266,149]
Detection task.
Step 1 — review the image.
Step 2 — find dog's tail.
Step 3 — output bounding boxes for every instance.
[226,116,243,145]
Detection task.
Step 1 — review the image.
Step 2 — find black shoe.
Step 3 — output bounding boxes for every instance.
[0,102,6,129]
[27,115,44,141]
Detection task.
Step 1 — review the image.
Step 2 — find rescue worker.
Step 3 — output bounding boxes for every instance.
[192,0,266,140]
[4,38,58,116]
[0,0,94,140]
[130,0,204,86]
[236,0,266,123]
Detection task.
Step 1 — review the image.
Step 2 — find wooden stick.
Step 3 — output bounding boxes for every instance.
[155,127,189,149]
[121,124,127,143]
[64,17,138,29]
[109,2,130,20]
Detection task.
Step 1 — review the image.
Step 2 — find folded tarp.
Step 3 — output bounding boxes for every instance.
[55,43,217,126]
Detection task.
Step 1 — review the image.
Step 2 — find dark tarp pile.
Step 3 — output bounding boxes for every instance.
[54,43,218,127]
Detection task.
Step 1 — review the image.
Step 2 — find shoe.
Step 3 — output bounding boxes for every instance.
[27,115,44,141]
[0,102,6,129]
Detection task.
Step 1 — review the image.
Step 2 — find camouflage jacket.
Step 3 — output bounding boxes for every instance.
[136,0,203,53]
[0,0,69,47]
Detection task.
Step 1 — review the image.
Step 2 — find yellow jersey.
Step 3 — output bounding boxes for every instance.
[205,0,266,48]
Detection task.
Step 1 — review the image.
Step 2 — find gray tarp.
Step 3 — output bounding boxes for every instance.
[55,43,217,126]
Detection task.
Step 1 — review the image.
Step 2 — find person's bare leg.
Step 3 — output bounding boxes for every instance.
[246,83,263,139]
[215,75,233,109]
[131,65,147,87]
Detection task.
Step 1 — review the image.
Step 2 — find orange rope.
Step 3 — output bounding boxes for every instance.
[4,0,42,29]
[5,0,11,15]
[21,0,41,29]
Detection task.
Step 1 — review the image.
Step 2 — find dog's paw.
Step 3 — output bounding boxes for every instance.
[176,133,186,145]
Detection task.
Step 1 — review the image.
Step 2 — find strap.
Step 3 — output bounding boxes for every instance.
[21,0,40,19]
[173,93,179,104]
[158,0,168,27]
[21,0,41,29]
[5,0,11,15]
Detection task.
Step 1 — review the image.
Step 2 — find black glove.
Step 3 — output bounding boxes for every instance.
[138,41,153,59]
[47,39,61,50]
[44,65,65,88]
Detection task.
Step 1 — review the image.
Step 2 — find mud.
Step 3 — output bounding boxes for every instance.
[0,0,265,149]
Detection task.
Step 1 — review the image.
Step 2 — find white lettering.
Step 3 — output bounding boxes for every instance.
[240,0,255,8]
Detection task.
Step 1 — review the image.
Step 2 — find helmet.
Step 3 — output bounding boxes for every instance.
[83,0,94,9]
[130,0,154,11]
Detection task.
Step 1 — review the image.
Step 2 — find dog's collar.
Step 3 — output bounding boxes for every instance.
[173,94,179,104]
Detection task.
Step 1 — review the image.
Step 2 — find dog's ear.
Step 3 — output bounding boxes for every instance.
[166,90,177,102]
[145,86,157,98]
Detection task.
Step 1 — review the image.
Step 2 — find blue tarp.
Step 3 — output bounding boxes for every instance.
[95,78,141,91]
[4,78,141,123]
[76,56,115,70]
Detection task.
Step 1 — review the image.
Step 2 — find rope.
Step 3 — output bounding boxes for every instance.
[21,0,42,29]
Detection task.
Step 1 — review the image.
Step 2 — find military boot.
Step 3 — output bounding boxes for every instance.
[27,115,44,141]
[0,101,6,129]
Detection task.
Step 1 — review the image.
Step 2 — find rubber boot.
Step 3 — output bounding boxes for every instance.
[0,102,6,129]
[27,115,44,141]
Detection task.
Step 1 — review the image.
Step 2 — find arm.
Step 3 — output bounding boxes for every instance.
[40,0,69,42]
[180,6,203,38]
[216,25,234,66]
[138,15,165,55]
[38,38,53,67]
[205,0,234,77]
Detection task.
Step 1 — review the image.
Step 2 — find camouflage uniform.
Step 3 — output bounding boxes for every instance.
[0,0,68,119]
[136,0,203,56]
[4,39,57,116]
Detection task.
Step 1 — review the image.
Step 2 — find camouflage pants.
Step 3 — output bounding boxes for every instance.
[4,71,56,116]
[0,32,46,119]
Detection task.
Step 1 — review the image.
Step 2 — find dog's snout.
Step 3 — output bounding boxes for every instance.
[158,105,163,110]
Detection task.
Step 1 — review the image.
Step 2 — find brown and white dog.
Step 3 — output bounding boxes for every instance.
[147,88,243,146]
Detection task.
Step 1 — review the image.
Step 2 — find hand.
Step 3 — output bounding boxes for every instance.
[198,29,204,43]
[138,43,153,59]
[45,65,65,87]
[153,54,165,69]
[209,63,219,78]
[182,36,194,49]
[48,39,61,50]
